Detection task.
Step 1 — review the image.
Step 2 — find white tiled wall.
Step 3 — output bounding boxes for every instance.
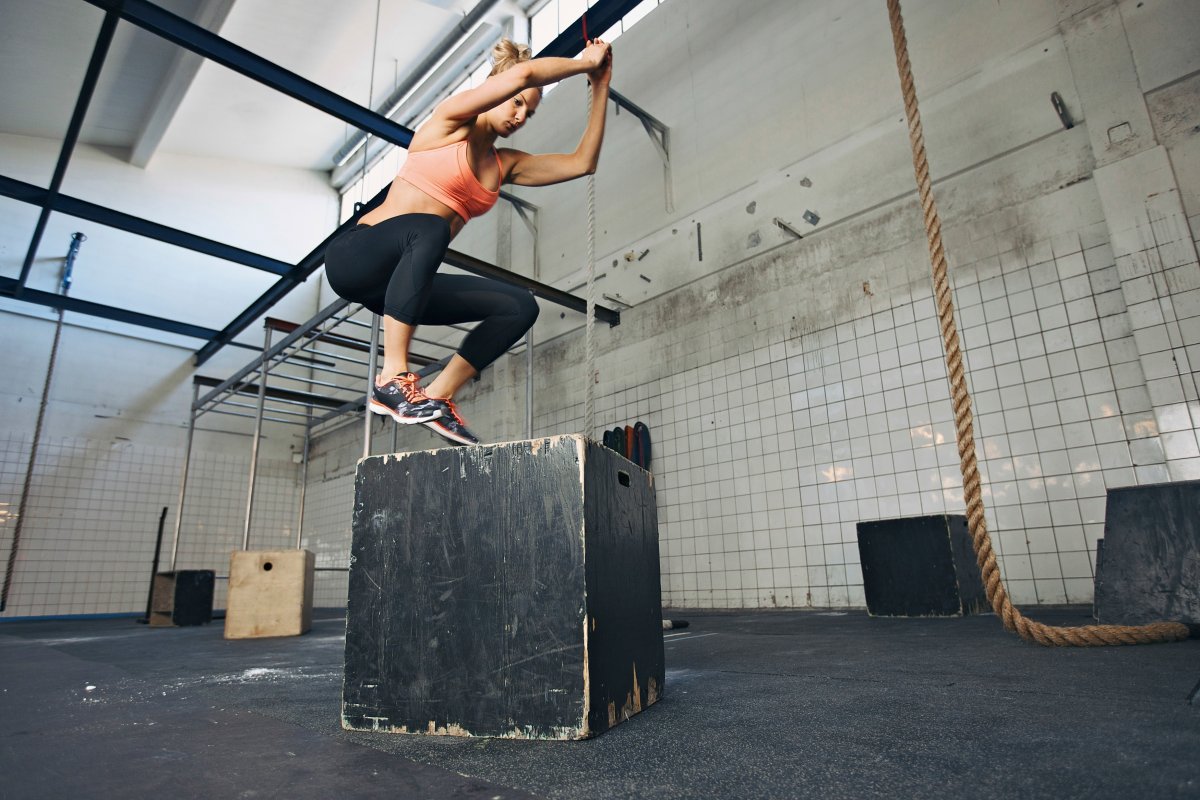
[490,178,1200,611]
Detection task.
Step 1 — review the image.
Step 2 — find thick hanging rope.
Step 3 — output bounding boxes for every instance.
[358,0,382,209]
[582,14,598,438]
[886,0,1187,646]
[583,82,598,438]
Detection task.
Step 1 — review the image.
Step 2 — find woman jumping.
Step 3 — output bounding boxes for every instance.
[324,38,613,446]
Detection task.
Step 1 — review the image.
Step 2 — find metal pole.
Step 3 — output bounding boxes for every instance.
[169,382,200,570]
[525,329,534,439]
[363,314,380,459]
[242,325,271,550]
[2,233,85,612]
[295,417,310,549]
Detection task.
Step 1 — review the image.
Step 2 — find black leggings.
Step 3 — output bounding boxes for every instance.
[324,214,539,372]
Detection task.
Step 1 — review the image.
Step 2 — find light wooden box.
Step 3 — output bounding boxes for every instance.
[224,549,315,639]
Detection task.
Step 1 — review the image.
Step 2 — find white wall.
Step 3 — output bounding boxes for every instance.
[0,134,339,617]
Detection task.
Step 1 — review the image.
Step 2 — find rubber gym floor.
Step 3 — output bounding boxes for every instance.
[2,607,1198,800]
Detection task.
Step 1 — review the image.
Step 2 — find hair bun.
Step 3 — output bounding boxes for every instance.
[490,38,533,76]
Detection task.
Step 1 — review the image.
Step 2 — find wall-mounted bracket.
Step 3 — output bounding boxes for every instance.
[500,190,540,279]
[609,88,673,213]
[773,217,804,240]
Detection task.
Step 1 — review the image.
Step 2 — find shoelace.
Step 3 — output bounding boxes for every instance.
[390,374,429,403]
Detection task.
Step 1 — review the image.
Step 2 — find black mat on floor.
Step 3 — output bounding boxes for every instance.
[1,608,1197,799]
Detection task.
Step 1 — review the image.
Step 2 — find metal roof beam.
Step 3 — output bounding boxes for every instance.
[0,174,293,276]
[535,0,645,58]
[0,276,226,342]
[14,6,120,296]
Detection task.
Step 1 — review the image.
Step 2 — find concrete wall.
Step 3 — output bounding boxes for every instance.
[0,135,338,617]
[369,0,1199,609]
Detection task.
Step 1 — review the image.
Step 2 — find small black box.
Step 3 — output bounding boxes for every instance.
[856,514,987,617]
[149,570,214,627]
[342,435,664,740]
[1094,480,1200,625]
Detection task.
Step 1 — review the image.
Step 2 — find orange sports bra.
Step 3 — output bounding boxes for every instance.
[397,140,502,224]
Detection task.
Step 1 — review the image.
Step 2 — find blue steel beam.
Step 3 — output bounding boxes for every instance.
[536,0,646,58]
[15,6,121,295]
[0,174,292,276]
[0,276,231,343]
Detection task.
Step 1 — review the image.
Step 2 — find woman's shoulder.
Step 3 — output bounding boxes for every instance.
[408,114,471,153]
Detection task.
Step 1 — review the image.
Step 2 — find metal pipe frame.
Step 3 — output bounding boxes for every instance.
[309,402,368,434]
[215,399,329,419]
[267,370,361,391]
[363,315,380,459]
[194,378,352,416]
[262,368,366,392]
[241,325,271,550]
[169,382,199,571]
[291,348,373,369]
[194,298,354,412]
[201,408,309,427]
[295,417,311,550]
[265,314,444,367]
[342,316,473,342]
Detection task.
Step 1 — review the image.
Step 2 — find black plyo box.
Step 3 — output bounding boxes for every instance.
[342,435,664,739]
[149,570,214,627]
[1095,480,1200,625]
[856,514,987,617]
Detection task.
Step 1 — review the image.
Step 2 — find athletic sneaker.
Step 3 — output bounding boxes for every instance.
[422,397,480,446]
[369,373,442,424]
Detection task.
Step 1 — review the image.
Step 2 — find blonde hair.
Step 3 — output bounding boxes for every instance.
[489,38,532,77]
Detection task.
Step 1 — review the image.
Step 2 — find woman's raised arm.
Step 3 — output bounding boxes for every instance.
[501,46,613,187]
[435,40,611,124]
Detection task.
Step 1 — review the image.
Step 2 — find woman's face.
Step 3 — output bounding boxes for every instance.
[491,88,541,137]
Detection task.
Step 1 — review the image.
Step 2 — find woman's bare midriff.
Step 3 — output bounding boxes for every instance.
[357,177,466,238]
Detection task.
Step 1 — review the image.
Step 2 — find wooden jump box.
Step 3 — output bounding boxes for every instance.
[341,435,664,740]
[224,549,315,639]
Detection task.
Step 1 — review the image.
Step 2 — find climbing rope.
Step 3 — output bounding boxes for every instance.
[583,78,598,439]
[582,13,598,439]
[885,0,1187,646]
